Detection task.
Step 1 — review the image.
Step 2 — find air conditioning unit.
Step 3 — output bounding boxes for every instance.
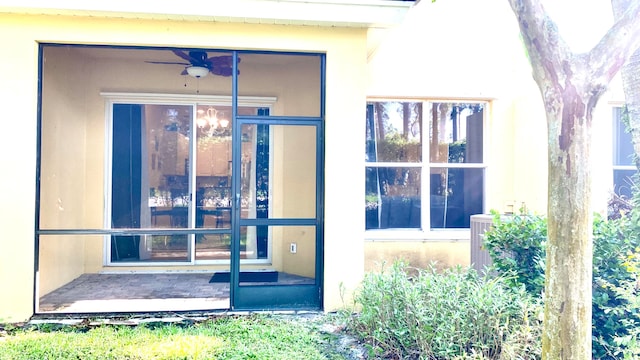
[470,214,495,273]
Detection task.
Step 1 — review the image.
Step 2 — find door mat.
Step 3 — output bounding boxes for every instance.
[209,271,279,283]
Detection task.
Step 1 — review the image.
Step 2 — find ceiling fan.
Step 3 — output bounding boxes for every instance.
[146,50,239,78]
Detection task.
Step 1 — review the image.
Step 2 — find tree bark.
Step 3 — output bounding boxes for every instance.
[505,0,640,358]
[611,0,640,170]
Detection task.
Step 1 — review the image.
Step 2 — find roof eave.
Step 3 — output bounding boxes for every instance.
[0,0,416,28]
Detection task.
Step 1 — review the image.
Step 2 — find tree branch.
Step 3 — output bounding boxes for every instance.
[588,0,640,88]
[507,0,573,96]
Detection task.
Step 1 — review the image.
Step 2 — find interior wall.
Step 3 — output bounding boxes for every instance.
[238,53,321,117]
[38,46,90,296]
[281,227,316,278]
[267,125,316,276]
[40,46,91,229]
[279,126,316,219]
[38,236,89,296]
[278,126,316,277]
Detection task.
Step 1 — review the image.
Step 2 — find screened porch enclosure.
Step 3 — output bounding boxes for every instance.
[37,45,324,313]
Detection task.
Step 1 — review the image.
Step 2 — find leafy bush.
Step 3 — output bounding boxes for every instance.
[483,211,640,359]
[483,211,546,295]
[346,262,542,359]
[592,212,640,359]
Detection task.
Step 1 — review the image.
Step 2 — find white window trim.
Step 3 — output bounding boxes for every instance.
[364,99,489,240]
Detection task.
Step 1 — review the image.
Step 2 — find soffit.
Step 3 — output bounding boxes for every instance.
[0,0,415,28]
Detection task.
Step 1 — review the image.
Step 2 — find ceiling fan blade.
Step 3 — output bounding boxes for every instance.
[172,50,194,63]
[148,50,241,77]
[145,61,190,65]
[173,49,209,64]
[211,67,233,77]
[206,55,232,66]
[206,55,237,77]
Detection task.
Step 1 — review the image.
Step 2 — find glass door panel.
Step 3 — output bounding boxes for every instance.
[111,104,192,262]
[195,104,233,231]
[195,234,232,261]
[194,105,261,262]
[194,104,231,261]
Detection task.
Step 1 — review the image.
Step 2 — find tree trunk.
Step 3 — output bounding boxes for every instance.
[543,89,593,359]
[375,102,386,140]
[506,0,640,358]
[612,0,640,170]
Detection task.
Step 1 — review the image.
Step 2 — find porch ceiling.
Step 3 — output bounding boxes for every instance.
[0,0,415,28]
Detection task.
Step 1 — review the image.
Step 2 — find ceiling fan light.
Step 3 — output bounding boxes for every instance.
[186,66,209,78]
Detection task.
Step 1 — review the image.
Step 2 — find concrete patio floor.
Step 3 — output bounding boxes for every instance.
[38,272,313,314]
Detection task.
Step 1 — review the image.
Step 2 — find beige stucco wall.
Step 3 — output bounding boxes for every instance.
[0,15,39,323]
[364,240,470,272]
[0,12,367,321]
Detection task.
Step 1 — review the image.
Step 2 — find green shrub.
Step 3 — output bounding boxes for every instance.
[346,262,542,360]
[592,213,640,359]
[483,211,546,295]
[483,211,640,359]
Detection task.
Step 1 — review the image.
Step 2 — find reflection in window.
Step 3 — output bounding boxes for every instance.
[365,101,486,230]
[613,106,637,199]
[429,103,484,164]
[365,167,420,229]
[366,102,422,163]
[429,168,483,228]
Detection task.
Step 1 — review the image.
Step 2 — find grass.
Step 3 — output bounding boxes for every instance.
[0,314,348,360]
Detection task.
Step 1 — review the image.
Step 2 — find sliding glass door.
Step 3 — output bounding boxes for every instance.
[109,102,262,264]
[111,104,192,262]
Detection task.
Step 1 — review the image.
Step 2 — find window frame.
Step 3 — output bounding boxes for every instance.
[365,98,489,240]
[102,92,277,266]
[612,104,637,199]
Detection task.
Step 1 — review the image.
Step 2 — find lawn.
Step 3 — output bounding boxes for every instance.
[0,313,353,360]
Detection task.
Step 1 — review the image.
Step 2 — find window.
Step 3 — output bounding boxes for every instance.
[613,106,637,199]
[365,101,486,231]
